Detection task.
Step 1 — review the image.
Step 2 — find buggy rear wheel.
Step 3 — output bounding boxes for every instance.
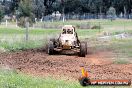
[47,41,54,55]
[79,42,87,57]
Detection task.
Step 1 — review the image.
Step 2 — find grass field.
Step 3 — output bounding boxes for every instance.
[0,69,130,88]
[0,20,132,57]
[0,19,132,88]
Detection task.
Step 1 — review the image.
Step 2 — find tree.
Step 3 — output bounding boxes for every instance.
[0,5,4,23]
[107,6,116,21]
[11,0,21,11]
[18,0,33,17]
[33,0,45,18]
[18,0,35,27]
[0,0,132,19]
[43,0,56,15]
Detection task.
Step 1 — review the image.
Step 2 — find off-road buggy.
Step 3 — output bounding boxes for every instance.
[46,25,87,57]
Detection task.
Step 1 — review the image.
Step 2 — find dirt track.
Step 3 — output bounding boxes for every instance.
[0,49,132,80]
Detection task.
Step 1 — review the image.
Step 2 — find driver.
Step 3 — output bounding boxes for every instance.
[62,29,66,34]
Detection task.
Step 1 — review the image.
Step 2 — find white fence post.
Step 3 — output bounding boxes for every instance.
[16,19,18,27]
[6,20,8,27]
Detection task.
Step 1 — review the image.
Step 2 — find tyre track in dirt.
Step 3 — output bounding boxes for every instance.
[0,49,132,80]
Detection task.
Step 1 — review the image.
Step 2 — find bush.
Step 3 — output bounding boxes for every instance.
[18,17,34,27]
[107,6,116,21]
[18,17,25,27]
[91,25,101,29]
[79,23,91,29]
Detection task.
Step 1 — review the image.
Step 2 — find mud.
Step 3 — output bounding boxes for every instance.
[0,49,132,80]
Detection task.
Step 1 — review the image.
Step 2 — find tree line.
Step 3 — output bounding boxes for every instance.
[0,0,132,25]
[0,0,132,16]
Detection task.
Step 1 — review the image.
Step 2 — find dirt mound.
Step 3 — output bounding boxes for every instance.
[0,49,132,80]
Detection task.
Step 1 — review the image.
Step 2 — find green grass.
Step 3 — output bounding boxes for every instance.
[113,59,130,64]
[36,19,132,26]
[0,27,102,51]
[0,19,132,56]
[0,27,60,51]
[0,69,131,88]
[111,39,132,58]
[0,69,81,88]
[0,21,132,55]
[0,40,45,52]
[90,38,132,59]
[0,27,60,34]
[35,19,132,30]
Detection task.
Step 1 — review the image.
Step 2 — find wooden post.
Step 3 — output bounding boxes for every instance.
[124,21,126,32]
[26,22,29,41]
[99,22,101,33]
[16,19,18,27]
[25,17,29,41]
